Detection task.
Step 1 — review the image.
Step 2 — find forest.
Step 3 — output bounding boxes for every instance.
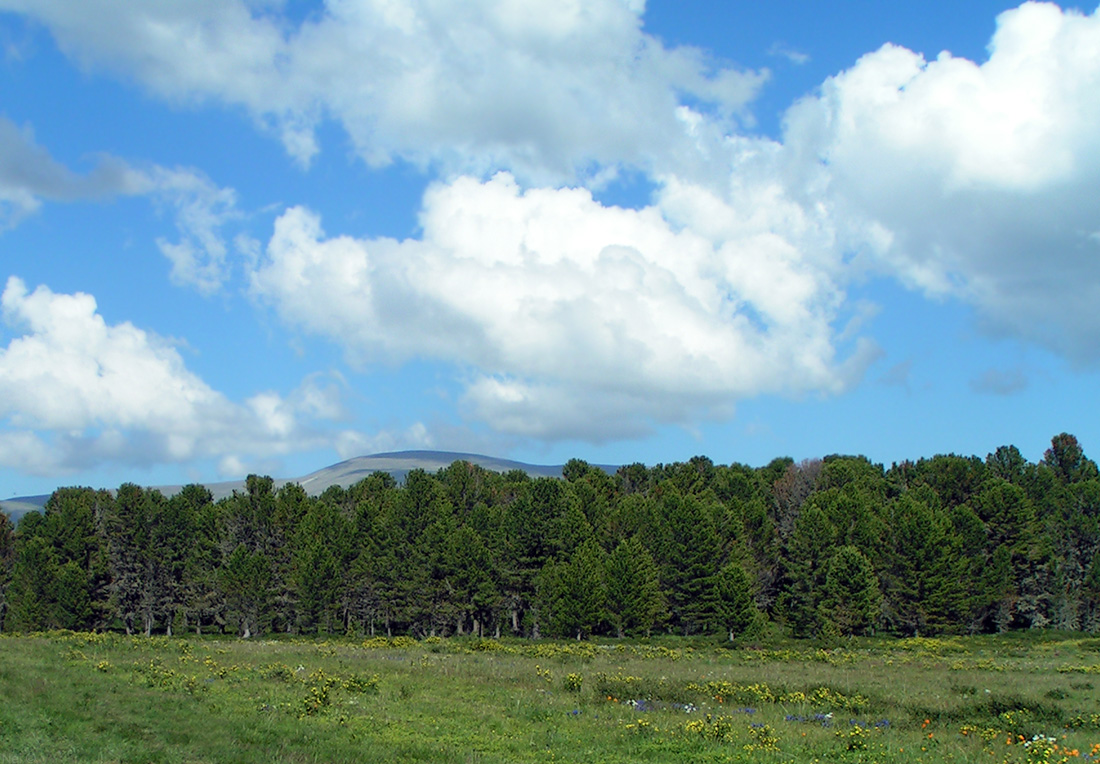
[0,432,1098,642]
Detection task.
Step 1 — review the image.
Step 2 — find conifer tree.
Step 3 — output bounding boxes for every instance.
[711,561,757,641]
[605,535,663,637]
[656,491,721,634]
[0,512,12,632]
[882,496,965,635]
[219,544,271,638]
[820,545,881,636]
[778,504,836,637]
[6,530,57,631]
[538,538,607,639]
[105,483,153,635]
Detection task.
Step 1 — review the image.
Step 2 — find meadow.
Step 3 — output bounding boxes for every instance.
[4,631,1100,763]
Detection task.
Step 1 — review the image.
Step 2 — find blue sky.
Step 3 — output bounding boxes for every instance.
[2,0,1100,497]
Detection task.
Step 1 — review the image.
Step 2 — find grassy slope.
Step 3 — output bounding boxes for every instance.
[3,632,1100,763]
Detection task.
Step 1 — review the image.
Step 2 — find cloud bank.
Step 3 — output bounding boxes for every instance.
[0,0,765,180]
[250,173,873,439]
[3,0,1100,457]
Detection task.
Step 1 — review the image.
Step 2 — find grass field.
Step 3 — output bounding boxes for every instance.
[4,631,1100,763]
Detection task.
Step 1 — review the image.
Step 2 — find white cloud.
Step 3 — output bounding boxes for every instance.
[0,116,242,292]
[0,0,766,180]
[148,167,243,295]
[785,2,1100,360]
[250,172,873,439]
[0,277,349,474]
[7,0,1100,453]
[768,42,810,65]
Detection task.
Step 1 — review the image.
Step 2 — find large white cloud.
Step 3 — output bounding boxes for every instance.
[785,1,1100,360]
[0,0,765,180]
[0,276,364,475]
[250,173,873,439]
[6,0,1100,450]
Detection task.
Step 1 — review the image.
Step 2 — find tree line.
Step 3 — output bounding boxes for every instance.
[1,433,1098,641]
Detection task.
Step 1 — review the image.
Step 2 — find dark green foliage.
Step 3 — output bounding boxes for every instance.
[6,432,1100,641]
[778,504,836,637]
[820,545,881,636]
[219,545,271,638]
[881,495,965,635]
[654,491,722,635]
[711,561,757,641]
[1044,433,1099,484]
[538,538,606,639]
[0,511,12,631]
[605,535,663,637]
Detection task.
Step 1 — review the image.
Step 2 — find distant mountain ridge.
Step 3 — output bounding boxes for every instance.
[0,450,615,523]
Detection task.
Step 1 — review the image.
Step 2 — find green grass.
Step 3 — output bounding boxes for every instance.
[4,631,1100,762]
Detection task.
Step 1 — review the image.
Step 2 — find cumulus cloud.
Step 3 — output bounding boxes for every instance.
[250,173,874,439]
[0,0,766,180]
[7,0,1100,449]
[0,276,357,474]
[785,1,1100,360]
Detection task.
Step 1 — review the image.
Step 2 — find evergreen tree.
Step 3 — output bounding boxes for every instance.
[539,538,607,639]
[443,524,500,636]
[882,495,965,635]
[973,478,1043,629]
[820,545,881,636]
[1043,433,1099,484]
[605,536,663,637]
[104,483,153,635]
[219,544,271,638]
[42,487,112,629]
[655,491,721,634]
[6,529,57,631]
[0,512,12,632]
[711,561,757,641]
[292,500,350,633]
[778,504,836,637]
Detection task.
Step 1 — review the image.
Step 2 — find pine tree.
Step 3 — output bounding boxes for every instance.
[0,512,12,632]
[105,483,153,635]
[820,545,881,636]
[219,544,271,639]
[656,491,721,635]
[292,501,349,633]
[711,562,757,641]
[539,538,607,639]
[778,504,836,637]
[882,496,965,635]
[605,536,663,637]
[7,530,57,631]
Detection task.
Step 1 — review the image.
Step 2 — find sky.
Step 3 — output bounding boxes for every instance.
[2,0,1100,498]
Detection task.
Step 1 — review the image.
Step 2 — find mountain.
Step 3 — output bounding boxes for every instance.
[0,451,613,523]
